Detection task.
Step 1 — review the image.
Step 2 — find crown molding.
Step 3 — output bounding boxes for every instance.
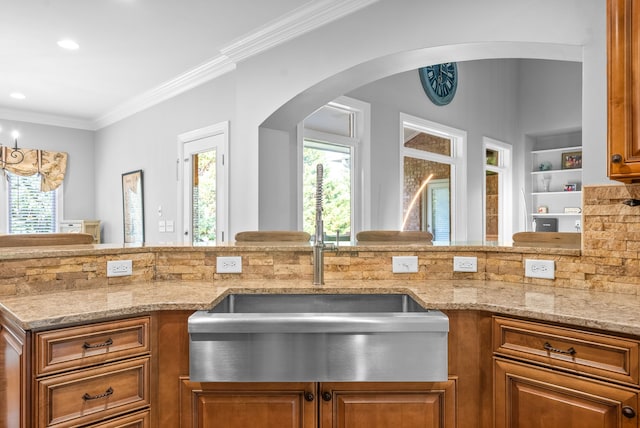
[94,0,378,129]
[0,108,95,130]
[221,0,379,63]
[94,56,236,129]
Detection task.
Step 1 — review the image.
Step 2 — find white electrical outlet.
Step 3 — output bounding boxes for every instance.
[453,256,477,272]
[217,256,242,273]
[524,259,555,279]
[107,260,133,277]
[392,256,419,273]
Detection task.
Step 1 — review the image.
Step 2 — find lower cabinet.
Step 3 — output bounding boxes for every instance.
[0,315,29,428]
[179,380,317,428]
[494,358,639,428]
[179,378,456,428]
[318,381,456,428]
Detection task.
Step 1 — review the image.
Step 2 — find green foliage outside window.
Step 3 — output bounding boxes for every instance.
[303,142,351,240]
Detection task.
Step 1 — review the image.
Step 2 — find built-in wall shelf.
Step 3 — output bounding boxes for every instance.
[527,134,582,232]
[531,191,582,196]
[529,212,581,217]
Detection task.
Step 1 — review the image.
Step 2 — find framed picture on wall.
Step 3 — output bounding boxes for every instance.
[561,151,582,169]
[122,169,145,244]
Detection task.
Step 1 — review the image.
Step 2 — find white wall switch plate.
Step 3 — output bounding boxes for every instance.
[217,256,242,273]
[453,256,477,272]
[392,256,419,273]
[524,259,555,279]
[158,220,166,232]
[107,260,133,277]
[166,220,174,232]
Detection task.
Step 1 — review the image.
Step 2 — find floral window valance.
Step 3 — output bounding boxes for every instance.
[1,147,68,192]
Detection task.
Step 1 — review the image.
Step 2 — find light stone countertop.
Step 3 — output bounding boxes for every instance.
[1,279,639,336]
[0,241,581,260]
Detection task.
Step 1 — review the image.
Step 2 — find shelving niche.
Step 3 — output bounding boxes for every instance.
[528,131,582,233]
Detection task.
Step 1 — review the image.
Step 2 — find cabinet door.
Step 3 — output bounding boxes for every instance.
[0,318,29,428]
[495,358,639,428]
[319,380,456,428]
[179,379,317,428]
[608,0,640,182]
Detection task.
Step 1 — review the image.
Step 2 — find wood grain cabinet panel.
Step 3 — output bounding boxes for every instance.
[608,0,640,182]
[35,316,150,376]
[495,358,639,428]
[179,379,317,428]
[87,410,149,428]
[36,356,150,428]
[0,316,29,428]
[319,381,456,428]
[493,316,640,385]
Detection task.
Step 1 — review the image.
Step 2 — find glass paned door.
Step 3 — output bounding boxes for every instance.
[190,148,216,245]
[182,132,225,245]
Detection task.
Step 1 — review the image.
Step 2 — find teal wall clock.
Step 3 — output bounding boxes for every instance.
[418,63,458,106]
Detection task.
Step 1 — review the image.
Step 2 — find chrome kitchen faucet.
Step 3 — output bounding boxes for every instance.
[312,164,336,285]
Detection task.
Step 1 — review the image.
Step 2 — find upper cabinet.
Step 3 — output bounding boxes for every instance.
[608,0,640,182]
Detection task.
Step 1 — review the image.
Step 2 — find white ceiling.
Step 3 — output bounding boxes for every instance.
[0,0,376,130]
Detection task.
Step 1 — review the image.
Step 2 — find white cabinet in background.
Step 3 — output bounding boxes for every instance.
[60,219,101,243]
[529,145,582,233]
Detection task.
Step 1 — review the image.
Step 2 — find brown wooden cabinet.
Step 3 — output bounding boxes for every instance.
[319,381,456,428]
[495,358,638,428]
[0,315,30,428]
[33,317,151,427]
[178,378,456,428]
[493,316,640,427]
[179,380,317,428]
[607,0,640,182]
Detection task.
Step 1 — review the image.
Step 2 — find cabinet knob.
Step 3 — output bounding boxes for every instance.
[612,154,623,163]
[322,391,332,401]
[304,392,314,402]
[622,406,636,418]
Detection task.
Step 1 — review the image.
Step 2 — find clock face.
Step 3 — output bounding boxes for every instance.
[418,63,458,106]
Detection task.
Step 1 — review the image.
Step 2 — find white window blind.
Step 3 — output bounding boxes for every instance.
[8,172,57,234]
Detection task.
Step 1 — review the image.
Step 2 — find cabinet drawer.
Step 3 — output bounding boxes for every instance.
[493,316,640,385]
[35,317,150,376]
[37,356,149,428]
[87,409,149,427]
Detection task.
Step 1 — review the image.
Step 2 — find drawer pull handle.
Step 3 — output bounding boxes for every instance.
[82,338,113,349]
[82,387,113,401]
[623,406,636,418]
[543,342,576,356]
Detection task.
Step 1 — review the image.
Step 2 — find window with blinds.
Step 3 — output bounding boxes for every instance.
[7,172,57,234]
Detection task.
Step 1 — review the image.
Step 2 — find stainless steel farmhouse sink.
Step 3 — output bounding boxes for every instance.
[188,293,449,382]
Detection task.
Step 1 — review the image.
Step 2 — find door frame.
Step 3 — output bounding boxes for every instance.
[177,121,229,244]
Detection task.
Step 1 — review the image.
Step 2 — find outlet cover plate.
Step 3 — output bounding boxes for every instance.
[107,260,133,277]
[217,256,242,273]
[525,259,555,279]
[392,256,419,273]
[453,256,477,272]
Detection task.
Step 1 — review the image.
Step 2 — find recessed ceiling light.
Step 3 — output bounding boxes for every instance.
[57,39,79,50]
[10,92,25,100]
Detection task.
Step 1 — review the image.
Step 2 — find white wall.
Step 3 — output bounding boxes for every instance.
[250,0,603,235]
[90,0,604,242]
[94,73,236,243]
[349,59,522,240]
[259,59,582,240]
[0,119,95,232]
